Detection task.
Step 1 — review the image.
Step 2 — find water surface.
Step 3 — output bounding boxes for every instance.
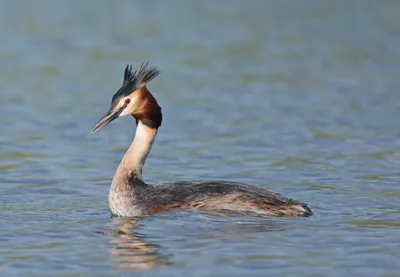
[1,1,400,276]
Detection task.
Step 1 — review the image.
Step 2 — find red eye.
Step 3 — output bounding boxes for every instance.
[125,98,131,104]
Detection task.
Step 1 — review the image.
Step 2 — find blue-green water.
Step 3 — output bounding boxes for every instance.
[1,1,400,276]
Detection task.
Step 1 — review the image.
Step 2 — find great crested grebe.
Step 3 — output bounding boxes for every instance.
[92,63,312,217]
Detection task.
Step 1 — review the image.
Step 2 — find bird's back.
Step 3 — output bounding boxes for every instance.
[143,180,312,217]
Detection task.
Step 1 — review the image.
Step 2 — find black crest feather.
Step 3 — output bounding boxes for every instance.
[123,62,160,88]
[111,62,160,105]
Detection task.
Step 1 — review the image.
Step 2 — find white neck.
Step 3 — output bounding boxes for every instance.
[113,120,158,184]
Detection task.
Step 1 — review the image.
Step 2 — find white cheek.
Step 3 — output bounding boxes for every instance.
[119,107,130,117]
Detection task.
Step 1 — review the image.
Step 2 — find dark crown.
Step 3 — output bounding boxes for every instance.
[111,62,160,105]
[123,62,160,88]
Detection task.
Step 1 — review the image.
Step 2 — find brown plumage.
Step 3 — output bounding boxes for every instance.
[132,87,162,128]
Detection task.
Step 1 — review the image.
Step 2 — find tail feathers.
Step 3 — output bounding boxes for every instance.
[288,201,313,216]
[292,203,313,217]
[259,201,313,217]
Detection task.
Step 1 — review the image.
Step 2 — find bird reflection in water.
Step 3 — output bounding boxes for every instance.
[105,217,173,271]
[99,214,297,272]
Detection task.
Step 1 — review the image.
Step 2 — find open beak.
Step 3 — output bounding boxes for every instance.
[92,107,124,133]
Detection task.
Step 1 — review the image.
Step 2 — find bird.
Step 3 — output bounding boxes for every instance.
[92,62,312,218]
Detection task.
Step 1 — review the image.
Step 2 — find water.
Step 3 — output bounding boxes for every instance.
[1,1,399,276]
